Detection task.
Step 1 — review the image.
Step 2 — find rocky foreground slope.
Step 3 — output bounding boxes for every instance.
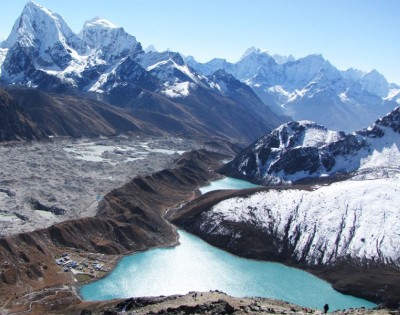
[61,291,394,315]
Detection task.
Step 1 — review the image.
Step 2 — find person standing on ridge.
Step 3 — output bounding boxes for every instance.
[323,303,329,314]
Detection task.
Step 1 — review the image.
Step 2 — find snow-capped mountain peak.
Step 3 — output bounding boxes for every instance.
[144,44,158,53]
[239,46,270,60]
[272,53,295,64]
[83,17,118,30]
[221,106,400,184]
[79,17,141,62]
[1,1,85,53]
[188,47,398,133]
[360,69,389,98]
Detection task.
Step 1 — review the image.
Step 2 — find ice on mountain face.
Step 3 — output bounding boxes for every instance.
[202,174,400,265]
[360,70,389,98]
[161,81,194,98]
[138,51,185,70]
[341,68,365,82]
[386,88,400,104]
[0,48,8,75]
[144,44,158,53]
[239,47,270,61]
[139,51,208,97]
[1,1,86,68]
[80,17,141,62]
[83,17,118,29]
[139,51,208,92]
[283,54,329,89]
[272,53,295,64]
[187,57,235,77]
[87,59,125,93]
[0,0,90,87]
[235,49,278,82]
[297,122,341,147]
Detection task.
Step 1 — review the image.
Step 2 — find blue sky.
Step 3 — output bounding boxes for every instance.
[1,0,399,84]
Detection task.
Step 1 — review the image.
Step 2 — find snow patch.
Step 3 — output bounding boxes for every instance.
[0,48,8,75]
[161,81,192,98]
[83,17,118,29]
[301,126,341,147]
[88,58,126,93]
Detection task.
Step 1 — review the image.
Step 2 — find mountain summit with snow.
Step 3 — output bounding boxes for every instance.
[1,1,86,70]
[80,17,141,62]
[220,106,400,184]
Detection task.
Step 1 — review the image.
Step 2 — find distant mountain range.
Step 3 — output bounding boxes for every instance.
[188,48,400,132]
[0,1,399,142]
[0,1,284,144]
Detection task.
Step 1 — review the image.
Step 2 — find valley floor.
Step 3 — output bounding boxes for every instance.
[0,135,203,236]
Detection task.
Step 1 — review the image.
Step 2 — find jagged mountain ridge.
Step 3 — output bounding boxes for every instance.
[220,106,400,184]
[0,2,286,144]
[188,48,400,132]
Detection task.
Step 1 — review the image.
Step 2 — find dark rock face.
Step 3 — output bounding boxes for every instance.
[358,106,400,136]
[376,106,400,133]
[269,146,320,175]
[0,87,149,140]
[0,89,46,141]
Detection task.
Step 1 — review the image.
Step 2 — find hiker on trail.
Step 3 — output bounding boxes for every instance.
[323,303,329,314]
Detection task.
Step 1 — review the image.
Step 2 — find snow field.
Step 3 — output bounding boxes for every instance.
[202,175,400,265]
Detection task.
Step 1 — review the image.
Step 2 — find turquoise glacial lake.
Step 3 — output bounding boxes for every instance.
[80,230,376,311]
[80,177,376,311]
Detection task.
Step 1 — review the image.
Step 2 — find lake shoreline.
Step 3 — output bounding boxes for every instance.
[169,181,400,308]
[79,228,376,311]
